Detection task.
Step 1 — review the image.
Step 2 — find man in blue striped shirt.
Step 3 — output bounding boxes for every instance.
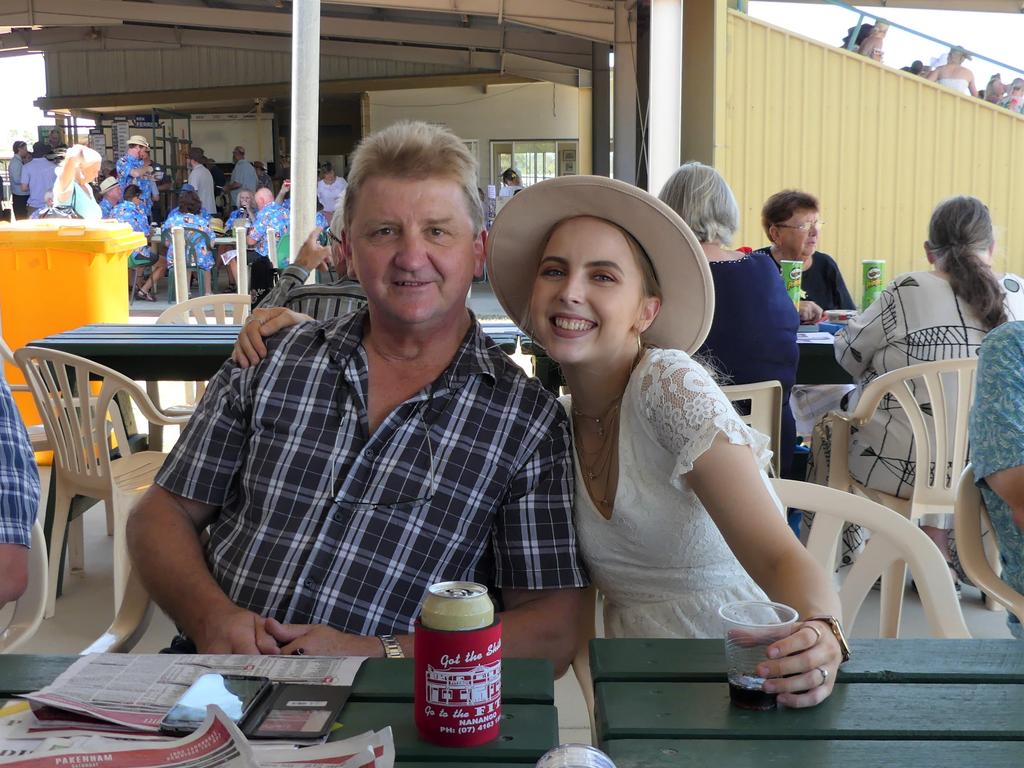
[0,377,40,605]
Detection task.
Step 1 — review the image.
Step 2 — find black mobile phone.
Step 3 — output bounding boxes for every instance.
[159,673,272,736]
[243,683,351,740]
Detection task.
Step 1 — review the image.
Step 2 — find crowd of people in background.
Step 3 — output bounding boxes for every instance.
[4,130,349,303]
[843,22,1024,115]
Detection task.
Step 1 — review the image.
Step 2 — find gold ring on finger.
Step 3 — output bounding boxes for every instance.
[805,623,823,643]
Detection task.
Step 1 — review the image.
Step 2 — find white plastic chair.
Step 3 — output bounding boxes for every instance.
[13,347,190,637]
[826,358,976,636]
[774,478,970,638]
[0,520,47,653]
[955,465,1024,618]
[722,380,783,477]
[146,294,251,450]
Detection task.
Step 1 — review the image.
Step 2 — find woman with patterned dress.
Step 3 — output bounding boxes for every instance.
[162,189,216,294]
[826,196,1024,586]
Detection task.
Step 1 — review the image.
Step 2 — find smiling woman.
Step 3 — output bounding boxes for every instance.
[486,175,847,709]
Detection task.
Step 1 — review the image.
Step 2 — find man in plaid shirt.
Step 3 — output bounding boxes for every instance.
[128,122,587,670]
[0,377,39,605]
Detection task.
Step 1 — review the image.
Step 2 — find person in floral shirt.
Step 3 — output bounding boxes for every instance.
[247,187,290,264]
[163,189,215,294]
[116,136,156,219]
[114,184,165,301]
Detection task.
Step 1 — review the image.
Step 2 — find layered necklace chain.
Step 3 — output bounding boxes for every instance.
[572,396,623,511]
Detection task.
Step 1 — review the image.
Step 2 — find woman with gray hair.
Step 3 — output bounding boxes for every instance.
[659,161,800,479]
[52,144,103,219]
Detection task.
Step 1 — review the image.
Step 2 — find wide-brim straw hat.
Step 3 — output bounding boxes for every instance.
[209,217,226,235]
[127,135,150,148]
[485,175,714,354]
[99,176,119,194]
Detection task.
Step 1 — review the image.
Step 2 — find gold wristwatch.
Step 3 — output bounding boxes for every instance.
[378,634,404,659]
[805,615,851,663]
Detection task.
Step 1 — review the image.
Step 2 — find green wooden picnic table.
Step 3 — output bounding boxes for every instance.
[29,323,851,389]
[591,638,1024,767]
[29,321,561,392]
[0,656,557,765]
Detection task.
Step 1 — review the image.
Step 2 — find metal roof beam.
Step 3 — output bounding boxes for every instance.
[34,71,535,112]
[5,0,500,48]
[0,18,592,68]
[323,0,615,41]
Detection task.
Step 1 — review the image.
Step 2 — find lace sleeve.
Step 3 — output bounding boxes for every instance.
[638,350,772,491]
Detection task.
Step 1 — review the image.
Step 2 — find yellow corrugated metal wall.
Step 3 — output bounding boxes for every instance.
[719,10,1024,302]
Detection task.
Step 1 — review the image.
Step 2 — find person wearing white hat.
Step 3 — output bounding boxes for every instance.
[116,134,156,219]
[98,175,122,218]
[485,176,845,708]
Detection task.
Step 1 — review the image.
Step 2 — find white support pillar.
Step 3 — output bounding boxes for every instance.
[648,0,682,195]
[613,0,638,185]
[235,225,249,296]
[289,0,321,264]
[171,226,188,304]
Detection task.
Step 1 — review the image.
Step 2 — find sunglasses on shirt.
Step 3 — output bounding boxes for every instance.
[318,226,343,248]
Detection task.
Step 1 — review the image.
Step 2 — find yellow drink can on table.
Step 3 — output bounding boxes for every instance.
[780,260,803,310]
[862,260,886,310]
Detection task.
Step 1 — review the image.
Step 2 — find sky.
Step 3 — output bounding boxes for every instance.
[1,3,1023,149]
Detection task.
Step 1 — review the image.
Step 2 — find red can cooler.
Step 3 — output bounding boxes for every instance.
[414,616,503,747]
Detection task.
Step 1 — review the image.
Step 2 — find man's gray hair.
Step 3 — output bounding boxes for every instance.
[343,121,483,234]
[658,161,740,247]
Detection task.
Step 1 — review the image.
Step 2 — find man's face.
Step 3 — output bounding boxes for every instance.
[48,130,60,145]
[344,175,484,332]
[233,149,243,162]
[104,185,122,204]
[129,144,144,158]
[16,144,28,160]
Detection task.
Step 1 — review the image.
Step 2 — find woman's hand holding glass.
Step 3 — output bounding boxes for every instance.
[758,620,843,708]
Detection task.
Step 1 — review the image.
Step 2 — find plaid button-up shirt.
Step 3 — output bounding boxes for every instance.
[0,377,39,547]
[156,310,586,635]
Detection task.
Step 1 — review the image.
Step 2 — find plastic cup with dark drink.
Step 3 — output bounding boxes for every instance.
[718,600,799,711]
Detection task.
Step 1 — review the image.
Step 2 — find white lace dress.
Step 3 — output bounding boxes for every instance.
[563,348,782,639]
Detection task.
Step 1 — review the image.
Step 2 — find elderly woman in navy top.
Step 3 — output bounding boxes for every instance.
[659,162,800,479]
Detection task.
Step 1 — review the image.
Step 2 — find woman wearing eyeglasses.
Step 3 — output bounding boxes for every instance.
[754,190,855,324]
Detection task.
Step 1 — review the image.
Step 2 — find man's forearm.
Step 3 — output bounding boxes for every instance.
[499,588,583,677]
[126,486,234,641]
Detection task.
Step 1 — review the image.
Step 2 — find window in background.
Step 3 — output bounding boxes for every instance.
[490,139,578,187]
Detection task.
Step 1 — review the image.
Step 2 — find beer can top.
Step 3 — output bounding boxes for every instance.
[428,581,489,600]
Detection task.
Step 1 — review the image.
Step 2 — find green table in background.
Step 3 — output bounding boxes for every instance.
[591,638,1024,767]
[0,656,558,765]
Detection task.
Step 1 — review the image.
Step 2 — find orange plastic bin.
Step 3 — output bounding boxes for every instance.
[0,219,147,425]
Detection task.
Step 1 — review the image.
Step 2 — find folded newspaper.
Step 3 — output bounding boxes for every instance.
[0,707,394,768]
[15,655,365,739]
